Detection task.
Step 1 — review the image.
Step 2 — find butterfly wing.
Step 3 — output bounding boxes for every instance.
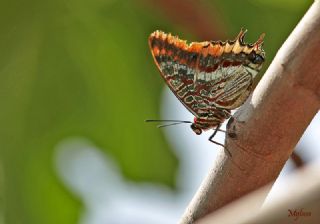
[195,64,254,110]
[149,31,206,116]
[148,30,265,115]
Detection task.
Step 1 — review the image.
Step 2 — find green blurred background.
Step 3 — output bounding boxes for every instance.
[0,0,312,223]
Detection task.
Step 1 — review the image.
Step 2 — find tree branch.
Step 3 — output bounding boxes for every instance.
[179,1,320,223]
[197,161,320,224]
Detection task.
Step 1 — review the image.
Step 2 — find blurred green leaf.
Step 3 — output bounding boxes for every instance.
[249,0,310,11]
[0,1,176,224]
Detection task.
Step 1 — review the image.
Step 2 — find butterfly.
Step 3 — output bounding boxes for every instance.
[147,29,265,146]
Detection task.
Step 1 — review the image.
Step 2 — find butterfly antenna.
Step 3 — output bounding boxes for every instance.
[157,122,188,128]
[145,119,192,124]
[145,119,226,132]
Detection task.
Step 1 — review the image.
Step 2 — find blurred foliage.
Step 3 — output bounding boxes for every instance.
[0,0,312,223]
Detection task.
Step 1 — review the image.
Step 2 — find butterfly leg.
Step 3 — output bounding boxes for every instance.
[221,109,233,118]
[209,124,224,147]
[209,139,225,147]
[222,109,245,124]
[209,124,232,157]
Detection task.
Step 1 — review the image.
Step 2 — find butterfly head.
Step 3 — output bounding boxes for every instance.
[190,123,202,135]
[190,117,221,135]
[229,28,266,74]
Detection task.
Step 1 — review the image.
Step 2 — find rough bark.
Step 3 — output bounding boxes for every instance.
[180,1,320,223]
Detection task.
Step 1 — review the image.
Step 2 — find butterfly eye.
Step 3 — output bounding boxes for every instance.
[253,54,265,64]
[249,52,264,64]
